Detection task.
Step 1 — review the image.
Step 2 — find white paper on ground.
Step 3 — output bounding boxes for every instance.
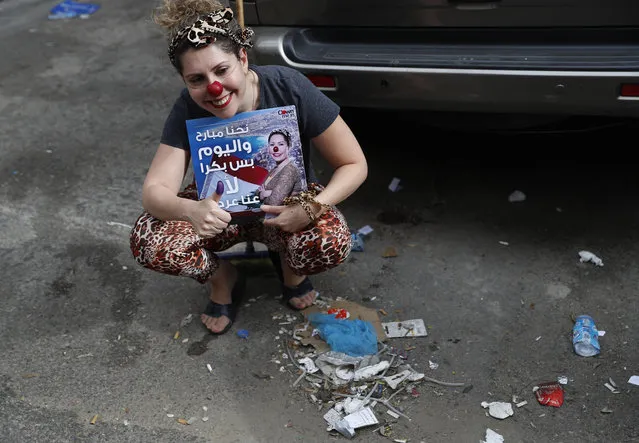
[481,401,514,420]
[579,250,604,266]
[628,375,639,386]
[343,407,379,429]
[357,225,374,236]
[382,319,427,338]
[298,357,319,374]
[481,428,505,443]
[323,408,343,429]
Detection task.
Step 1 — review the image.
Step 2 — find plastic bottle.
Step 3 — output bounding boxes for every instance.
[572,315,600,357]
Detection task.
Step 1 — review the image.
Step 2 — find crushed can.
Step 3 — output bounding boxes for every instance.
[572,314,600,357]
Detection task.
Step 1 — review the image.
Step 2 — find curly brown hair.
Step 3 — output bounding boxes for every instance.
[153,0,244,72]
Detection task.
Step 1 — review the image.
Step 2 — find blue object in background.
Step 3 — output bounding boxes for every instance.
[49,1,101,19]
[351,232,365,252]
[572,314,600,357]
[308,313,378,356]
[237,329,250,339]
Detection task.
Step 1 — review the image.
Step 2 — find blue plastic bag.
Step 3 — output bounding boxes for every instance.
[308,313,378,357]
[49,1,101,20]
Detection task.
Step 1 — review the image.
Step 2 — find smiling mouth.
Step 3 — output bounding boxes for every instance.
[211,94,232,109]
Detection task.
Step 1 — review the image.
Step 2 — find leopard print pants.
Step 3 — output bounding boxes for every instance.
[129,183,352,283]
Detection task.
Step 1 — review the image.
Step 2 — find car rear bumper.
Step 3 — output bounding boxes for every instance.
[250,27,639,117]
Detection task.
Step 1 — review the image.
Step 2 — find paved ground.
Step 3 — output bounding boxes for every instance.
[1,1,638,442]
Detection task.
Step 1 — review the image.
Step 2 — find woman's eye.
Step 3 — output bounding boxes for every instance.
[217,67,228,76]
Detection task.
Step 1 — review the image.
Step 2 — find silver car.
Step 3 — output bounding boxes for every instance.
[234,0,639,118]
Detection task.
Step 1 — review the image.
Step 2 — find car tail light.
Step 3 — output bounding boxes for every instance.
[306,75,336,89]
[620,84,639,97]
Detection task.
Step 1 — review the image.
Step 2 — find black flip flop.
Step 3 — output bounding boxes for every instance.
[203,272,246,335]
[282,277,317,311]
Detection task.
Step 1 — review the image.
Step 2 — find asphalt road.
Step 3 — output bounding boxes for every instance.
[1,1,638,442]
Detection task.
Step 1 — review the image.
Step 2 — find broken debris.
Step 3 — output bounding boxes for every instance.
[578,250,604,267]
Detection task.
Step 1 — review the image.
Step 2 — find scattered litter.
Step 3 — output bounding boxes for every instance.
[388,177,402,192]
[167,414,174,418]
[481,428,505,443]
[481,401,514,419]
[21,373,39,379]
[357,225,374,236]
[90,414,99,425]
[173,331,180,340]
[203,406,208,411]
[557,376,568,385]
[429,360,439,370]
[274,299,466,438]
[604,382,620,394]
[533,382,564,408]
[598,330,606,336]
[351,232,365,252]
[508,190,526,202]
[180,314,194,327]
[499,241,509,246]
[628,375,639,386]
[182,338,189,343]
[206,364,213,373]
[123,419,129,426]
[382,319,427,338]
[601,407,613,414]
[177,418,189,425]
[572,314,600,357]
[107,221,132,229]
[535,336,542,341]
[382,246,398,258]
[328,308,350,319]
[237,329,250,339]
[298,357,320,374]
[516,400,528,408]
[48,0,100,19]
[202,416,209,422]
[578,250,603,267]
[187,417,197,425]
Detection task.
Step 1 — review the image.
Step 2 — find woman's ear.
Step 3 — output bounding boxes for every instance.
[239,48,249,72]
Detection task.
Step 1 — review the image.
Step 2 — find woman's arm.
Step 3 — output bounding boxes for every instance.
[142,143,231,236]
[142,143,196,221]
[311,115,368,207]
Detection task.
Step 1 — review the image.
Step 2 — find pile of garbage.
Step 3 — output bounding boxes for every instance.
[271,297,465,439]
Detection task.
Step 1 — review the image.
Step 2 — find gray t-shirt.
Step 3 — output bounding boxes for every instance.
[160,64,340,179]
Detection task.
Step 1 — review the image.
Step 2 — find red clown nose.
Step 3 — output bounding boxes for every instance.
[207,81,223,97]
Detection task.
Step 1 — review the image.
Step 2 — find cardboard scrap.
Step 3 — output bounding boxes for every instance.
[297,301,387,351]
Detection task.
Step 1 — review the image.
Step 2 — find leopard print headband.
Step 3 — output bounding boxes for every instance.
[168,7,254,66]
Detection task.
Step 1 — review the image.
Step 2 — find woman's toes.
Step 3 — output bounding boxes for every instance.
[201,314,229,333]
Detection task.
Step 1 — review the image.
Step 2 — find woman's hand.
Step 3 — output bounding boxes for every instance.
[186,182,231,237]
[187,197,232,237]
[261,204,314,233]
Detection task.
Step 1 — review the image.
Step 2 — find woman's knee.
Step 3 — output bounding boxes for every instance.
[286,209,352,274]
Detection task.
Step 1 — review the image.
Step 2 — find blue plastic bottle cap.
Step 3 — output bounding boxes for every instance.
[237,329,249,339]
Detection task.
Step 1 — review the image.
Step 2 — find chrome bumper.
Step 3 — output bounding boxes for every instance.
[250,27,639,117]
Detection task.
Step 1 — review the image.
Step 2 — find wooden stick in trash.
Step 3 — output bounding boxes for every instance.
[236,0,245,29]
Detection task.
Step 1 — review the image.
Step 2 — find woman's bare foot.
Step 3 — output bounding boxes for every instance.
[201,260,237,333]
[281,255,316,309]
